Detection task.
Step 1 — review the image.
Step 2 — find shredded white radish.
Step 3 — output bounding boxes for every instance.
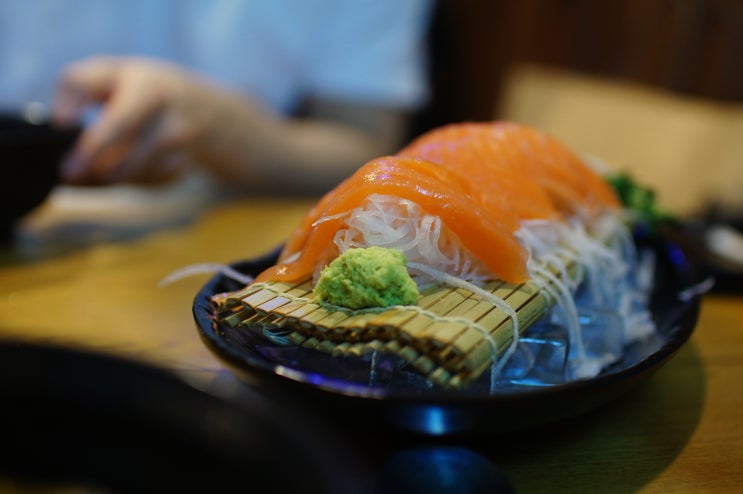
[158,262,254,287]
[331,194,491,287]
[678,277,714,302]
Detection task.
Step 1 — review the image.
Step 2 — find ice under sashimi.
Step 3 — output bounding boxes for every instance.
[213,121,658,390]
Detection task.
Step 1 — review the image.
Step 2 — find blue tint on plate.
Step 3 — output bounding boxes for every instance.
[193,233,702,436]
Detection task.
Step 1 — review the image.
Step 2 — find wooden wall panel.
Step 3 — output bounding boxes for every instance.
[416,0,743,130]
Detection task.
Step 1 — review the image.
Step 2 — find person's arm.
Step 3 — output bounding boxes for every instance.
[53,56,411,194]
[195,93,410,195]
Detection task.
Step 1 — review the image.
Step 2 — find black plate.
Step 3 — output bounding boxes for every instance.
[0,340,366,493]
[193,232,702,436]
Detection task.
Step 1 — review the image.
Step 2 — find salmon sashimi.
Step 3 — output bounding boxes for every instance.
[277,153,524,263]
[399,121,620,219]
[256,156,530,284]
[258,121,621,287]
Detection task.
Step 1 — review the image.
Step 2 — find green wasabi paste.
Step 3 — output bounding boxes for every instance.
[313,246,419,310]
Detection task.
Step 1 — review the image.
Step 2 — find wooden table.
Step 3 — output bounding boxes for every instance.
[1,197,741,493]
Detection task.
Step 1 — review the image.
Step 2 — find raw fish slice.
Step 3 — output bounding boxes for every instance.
[256,156,529,284]
[400,121,619,219]
[400,125,559,221]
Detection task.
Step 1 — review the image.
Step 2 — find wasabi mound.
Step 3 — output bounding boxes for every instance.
[313,246,419,309]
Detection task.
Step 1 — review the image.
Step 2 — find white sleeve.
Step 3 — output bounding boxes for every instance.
[299,0,434,110]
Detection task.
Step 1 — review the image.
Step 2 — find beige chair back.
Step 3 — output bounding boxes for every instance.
[498,64,743,216]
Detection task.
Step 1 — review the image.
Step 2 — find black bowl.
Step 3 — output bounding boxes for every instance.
[662,218,743,293]
[193,231,703,436]
[0,112,81,242]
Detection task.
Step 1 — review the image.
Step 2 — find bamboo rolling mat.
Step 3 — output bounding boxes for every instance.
[211,259,578,389]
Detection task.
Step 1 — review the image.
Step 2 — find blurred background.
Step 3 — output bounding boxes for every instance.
[418,0,743,126]
[2,1,742,491]
[4,0,743,247]
[414,0,743,218]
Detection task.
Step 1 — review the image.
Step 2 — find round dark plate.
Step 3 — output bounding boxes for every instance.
[0,340,366,493]
[193,232,702,436]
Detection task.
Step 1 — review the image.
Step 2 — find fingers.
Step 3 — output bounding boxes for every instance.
[55,56,212,185]
[62,117,192,185]
[51,56,120,126]
[104,119,195,184]
[59,64,167,184]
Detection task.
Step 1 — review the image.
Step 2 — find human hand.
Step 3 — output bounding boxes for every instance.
[52,56,222,185]
[52,56,412,195]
